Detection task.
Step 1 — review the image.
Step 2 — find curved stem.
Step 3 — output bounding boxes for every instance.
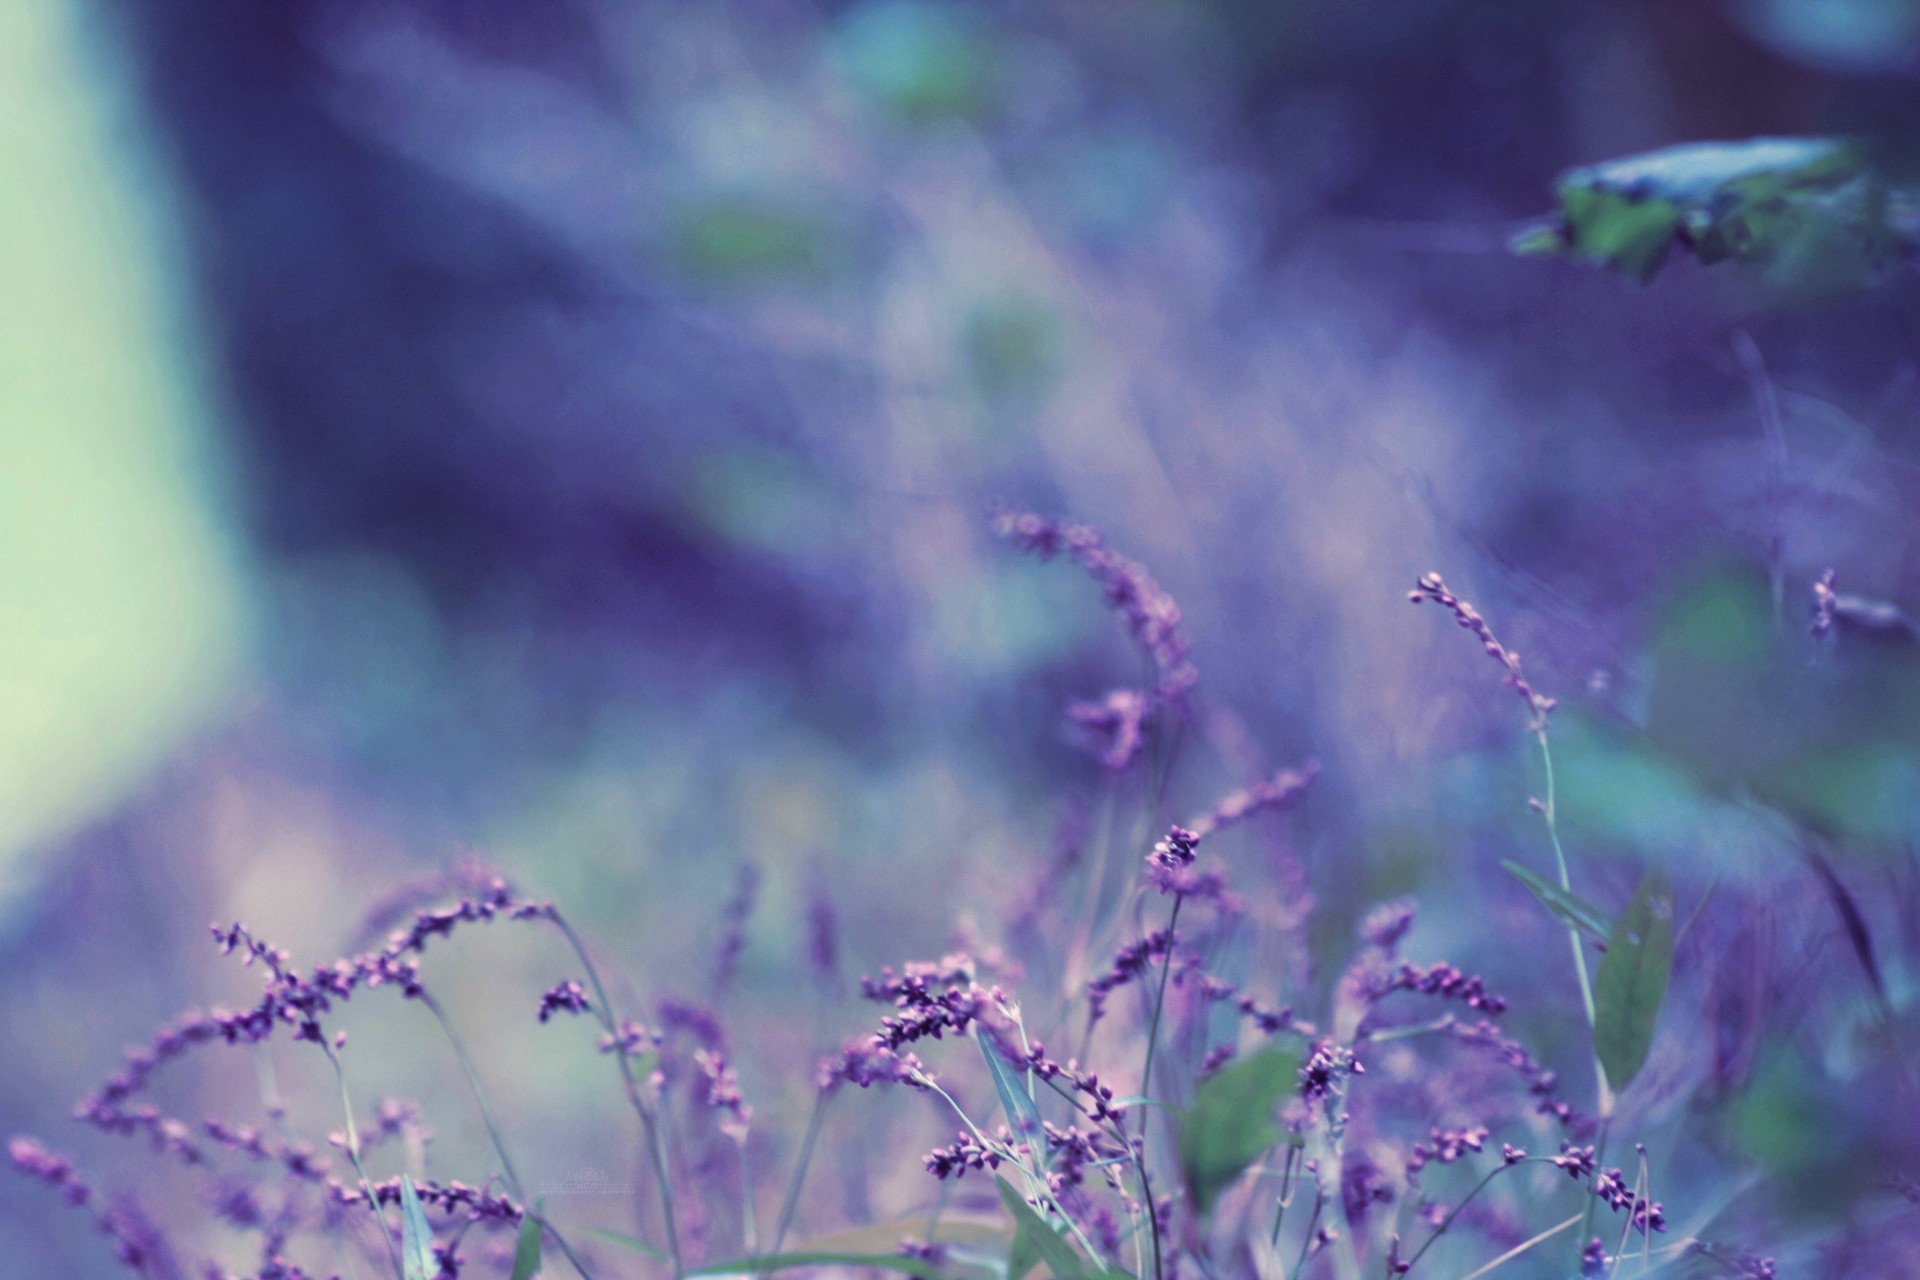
[1397,1159,1552,1276]
[419,994,525,1197]
[1535,733,1599,1038]
[320,1041,404,1279]
[771,1093,829,1255]
[548,911,685,1276]
[418,992,597,1279]
[1285,1192,1323,1280]
[1455,1213,1581,1280]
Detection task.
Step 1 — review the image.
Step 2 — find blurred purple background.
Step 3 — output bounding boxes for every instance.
[5,1,1920,1275]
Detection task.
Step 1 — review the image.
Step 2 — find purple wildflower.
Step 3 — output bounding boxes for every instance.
[1406,1126,1488,1175]
[1299,1041,1363,1103]
[10,1137,91,1207]
[657,998,728,1050]
[993,509,1198,703]
[1552,1143,1597,1179]
[1409,573,1558,729]
[711,863,760,997]
[1592,1166,1665,1233]
[537,980,591,1024]
[805,886,840,990]
[334,1175,523,1225]
[1446,1018,1577,1127]
[1086,929,1177,1022]
[694,1048,752,1144]
[9,1139,183,1278]
[1381,961,1508,1015]
[1147,824,1198,873]
[1068,688,1150,770]
[1812,568,1838,639]
[924,1128,1008,1180]
[600,1017,659,1058]
[817,1039,928,1093]
[203,1120,329,1181]
[1361,899,1418,951]
[1187,762,1320,839]
[1343,1158,1395,1223]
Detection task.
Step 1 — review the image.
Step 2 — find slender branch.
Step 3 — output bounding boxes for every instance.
[320,1041,404,1279]
[1397,1158,1552,1276]
[1455,1213,1581,1280]
[771,1093,829,1255]
[418,992,597,1280]
[1285,1192,1323,1280]
[1135,893,1184,1280]
[547,911,685,1276]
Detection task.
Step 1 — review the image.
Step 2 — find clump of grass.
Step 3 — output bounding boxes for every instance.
[9,515,1773,1280]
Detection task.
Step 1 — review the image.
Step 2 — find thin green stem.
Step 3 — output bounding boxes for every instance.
[419,994,525,1196]
[1605,1157,1646,1280]
[1308,1117,1364,1280]
[1140,895,1184,1104]
[1535,732,1598,1037]
[1454,1213,1581,1280]
[915,1072,1107,1266]
[547,912,685,1277]
[1397,1158,1551,1276]
[1535,731,1619,1276]
[740,1144,759,1254]
[1269,1146,1301,1248]
[1035,1074,1150,1280]
[418,992,598,1280]
[1579,1120,1613,1265]
[771,1093,829,1255]
[320,1041,404,1279]
[1284,1192,1323,1280]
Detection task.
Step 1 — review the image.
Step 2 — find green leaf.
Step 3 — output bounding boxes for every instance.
[689,1252,949,1280]
[399,1175,437,1280]
[1006,1214,1041,1280]
[584,1228,668,1260]
[979,1034,1043,1146]
[510,1201,543,1280]
[1176,1045,1301,1217]
[994,1177,1086,1280]
[1518,136,1915,287]
[1501,861,1611,942]
[1593,869,1675,1090]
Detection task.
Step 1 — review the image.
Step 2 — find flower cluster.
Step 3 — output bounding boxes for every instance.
[536,979,591,1023]
[818,1039,928,1093]
[1146,825,1225,899]
[994,509,1198,702]
[1593,1166,1666,1233]
[1086,929,1177,1022]
[333,1174,523,1225]
[695,1048,752,1144]
[1300,1041,1365,1103]
[9,1139,179,1276]
[1409,573,1557,729]
[1378,961,1509,1015]
[924,1127,1009,1180]
[1444,1018,1577,1126]
[1186,761,1320,839]
[1069,688,1150,770]
[1552,1142,1597,1179]
[1405,1125,1489,1175]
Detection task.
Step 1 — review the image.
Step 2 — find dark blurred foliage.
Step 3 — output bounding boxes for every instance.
[6,0,1920,1275]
